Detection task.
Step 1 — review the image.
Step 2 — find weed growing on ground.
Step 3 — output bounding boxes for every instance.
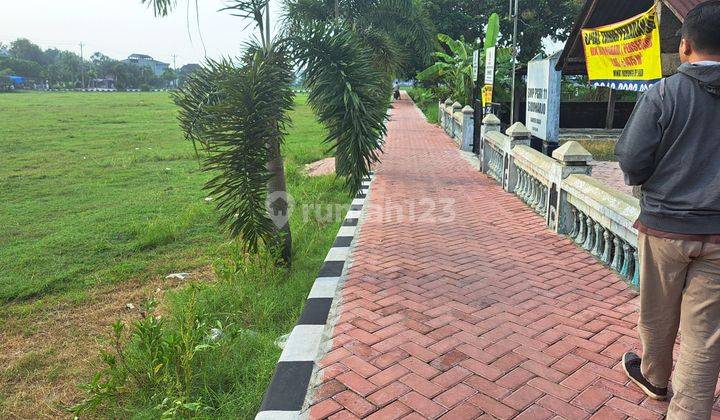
[71,294,217,417]
[71,250,307,418]
[406,86,440,124]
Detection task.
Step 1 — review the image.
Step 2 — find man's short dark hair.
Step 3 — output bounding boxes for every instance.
[682,1,720,54]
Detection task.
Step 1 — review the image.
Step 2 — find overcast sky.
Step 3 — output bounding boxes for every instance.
[0,0,284,67]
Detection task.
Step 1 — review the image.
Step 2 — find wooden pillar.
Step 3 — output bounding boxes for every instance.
[605,88,617,129]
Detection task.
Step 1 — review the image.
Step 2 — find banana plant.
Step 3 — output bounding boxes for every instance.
[417,33,475,105]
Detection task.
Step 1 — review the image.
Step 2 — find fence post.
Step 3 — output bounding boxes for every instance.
[480,114,501,173]
[505,122,532,192]
[451,102,462,140]
[461,106,474,151]
[551,141,593,233]
[443,99,453,133]
[439,99,445,127]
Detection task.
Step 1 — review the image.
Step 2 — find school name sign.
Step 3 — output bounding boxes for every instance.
[582,6,662,92]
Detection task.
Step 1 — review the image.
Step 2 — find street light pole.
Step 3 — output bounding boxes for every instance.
[509,0,519,123]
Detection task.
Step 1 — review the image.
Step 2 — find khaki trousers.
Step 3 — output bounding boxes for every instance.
[638,232,720,420]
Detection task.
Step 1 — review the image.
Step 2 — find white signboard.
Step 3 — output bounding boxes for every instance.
[472,50,480,81]
[484,47,496,85]
[526,53,561,142]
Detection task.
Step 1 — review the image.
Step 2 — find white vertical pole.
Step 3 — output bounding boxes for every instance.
[510,0,519,123]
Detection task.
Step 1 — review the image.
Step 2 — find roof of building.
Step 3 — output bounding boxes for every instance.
[556,0,705,74]
[124,54,170,68]
[128,53,153,60]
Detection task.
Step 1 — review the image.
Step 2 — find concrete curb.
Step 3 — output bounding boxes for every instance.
[256,175,374,420]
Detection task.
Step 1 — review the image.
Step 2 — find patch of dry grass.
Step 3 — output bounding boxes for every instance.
[0,267,212,418]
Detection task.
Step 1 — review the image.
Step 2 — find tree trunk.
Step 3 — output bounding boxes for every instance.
[266,138,292,266]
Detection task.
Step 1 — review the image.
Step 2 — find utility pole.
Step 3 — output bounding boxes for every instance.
[509,0,519,123]
[80,42,85,89]
[171,54,178,88]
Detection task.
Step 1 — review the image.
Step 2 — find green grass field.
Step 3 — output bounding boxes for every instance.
[0,92,334,301]
[0,91,349,418]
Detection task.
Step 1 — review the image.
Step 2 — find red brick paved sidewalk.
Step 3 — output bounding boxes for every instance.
[305,95,705,419]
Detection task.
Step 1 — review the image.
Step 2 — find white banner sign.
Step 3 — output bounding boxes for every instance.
[484,47,496,85]
[473,50,480,81]
[526,53,561,142]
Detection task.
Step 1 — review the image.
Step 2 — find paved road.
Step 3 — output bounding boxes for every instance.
[304,94,706,419]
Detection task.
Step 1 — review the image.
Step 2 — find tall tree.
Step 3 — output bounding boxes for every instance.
[144,0,298,264]
[284,0,437,78]
[9,38,47,65]
[421,0,582,62]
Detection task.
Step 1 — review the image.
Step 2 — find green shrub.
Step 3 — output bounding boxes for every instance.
[71,295,217,417]
[71,249,317,418]
[407,86,440,124]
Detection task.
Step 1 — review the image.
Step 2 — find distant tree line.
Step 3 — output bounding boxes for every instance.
[0,38,195,91]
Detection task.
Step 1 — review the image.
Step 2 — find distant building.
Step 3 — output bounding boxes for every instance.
[123,53,170,77]
[88,77,115,90]
[0,47,9,57]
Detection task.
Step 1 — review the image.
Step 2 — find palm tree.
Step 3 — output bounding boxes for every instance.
[285,0,438,191]
[290,21,389,193]
[146,0,296,264]
[284,0,436,78]
[141,0,431,263]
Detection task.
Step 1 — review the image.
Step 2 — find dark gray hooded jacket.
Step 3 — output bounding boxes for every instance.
[615,63,720,234]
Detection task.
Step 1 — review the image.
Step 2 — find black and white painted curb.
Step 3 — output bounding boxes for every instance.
[256,175,374,420]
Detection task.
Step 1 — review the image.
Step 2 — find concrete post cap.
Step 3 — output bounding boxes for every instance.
[451,101,462,109]
[505,122,531,138]
[462,105,474,114]
[444,98,453,105]
[552,141,593,165]
[482,114,501,125]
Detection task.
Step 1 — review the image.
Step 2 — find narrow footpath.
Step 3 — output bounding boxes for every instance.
[305,94,712,419]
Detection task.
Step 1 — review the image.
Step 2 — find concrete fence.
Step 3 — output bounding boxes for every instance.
[439,98,474,152]
[479,114,641,288]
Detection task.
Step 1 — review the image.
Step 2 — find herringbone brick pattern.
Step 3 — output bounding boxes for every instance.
[305,95,720,419]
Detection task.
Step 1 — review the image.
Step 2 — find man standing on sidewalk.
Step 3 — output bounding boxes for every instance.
[615,1,720,418]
